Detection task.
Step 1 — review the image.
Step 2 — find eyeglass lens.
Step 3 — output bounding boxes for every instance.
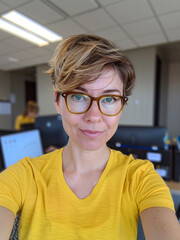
[66,93,123,116]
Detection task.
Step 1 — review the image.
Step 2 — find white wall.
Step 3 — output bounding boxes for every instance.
[0,71,12,129]
[167,62,180,138]
[158,60,169,126]
[10,72,27,129]
[120,47,156,126]
[156,49,169,127]
[36,64,57,116]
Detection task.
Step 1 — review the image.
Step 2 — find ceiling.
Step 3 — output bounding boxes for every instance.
[1,0,180,71]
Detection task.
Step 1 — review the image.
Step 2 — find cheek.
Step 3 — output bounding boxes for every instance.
[107,112,121,127]
[61,109,80,135]
[105,113,121,136]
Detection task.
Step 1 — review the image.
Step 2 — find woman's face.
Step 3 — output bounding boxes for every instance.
[55,69,124,151]
[27,111,37,118]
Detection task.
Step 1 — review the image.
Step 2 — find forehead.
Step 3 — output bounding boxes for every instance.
[80,69,123,93]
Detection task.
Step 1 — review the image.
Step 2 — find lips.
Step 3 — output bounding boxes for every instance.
[80,129,103,138]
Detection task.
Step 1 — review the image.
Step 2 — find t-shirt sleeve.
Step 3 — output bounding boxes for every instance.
[129,159,175,214]
[0,158,30,215]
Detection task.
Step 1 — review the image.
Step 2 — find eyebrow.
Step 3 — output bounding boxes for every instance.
[76,87,122,95]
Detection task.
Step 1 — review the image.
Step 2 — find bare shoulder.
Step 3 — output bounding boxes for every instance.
[0,206,15,239]
[140,207,180,240]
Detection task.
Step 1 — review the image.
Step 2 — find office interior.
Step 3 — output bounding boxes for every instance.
[0,1,180,185]
[0,1,180,238]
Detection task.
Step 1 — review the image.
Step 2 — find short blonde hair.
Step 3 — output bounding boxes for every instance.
[46,34,135,96]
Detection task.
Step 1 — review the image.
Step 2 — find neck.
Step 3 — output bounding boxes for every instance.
[62,142,110,173]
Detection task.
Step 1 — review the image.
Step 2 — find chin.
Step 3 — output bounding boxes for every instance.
[77,140,106,152]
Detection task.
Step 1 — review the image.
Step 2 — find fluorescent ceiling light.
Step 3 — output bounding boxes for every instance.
[0,18,48,46]
[2,10,62,42]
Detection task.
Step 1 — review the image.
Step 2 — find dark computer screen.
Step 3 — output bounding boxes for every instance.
[0,129,15,135]
[107,125,167,149]
[34,115,68,149]
[20,123,34,131]
[0,129,43,169]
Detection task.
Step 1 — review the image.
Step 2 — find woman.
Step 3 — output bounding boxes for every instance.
[0,34,179,239]
[14,101,39,130]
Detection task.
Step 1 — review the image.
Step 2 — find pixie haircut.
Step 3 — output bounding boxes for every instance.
[47,34,135,96]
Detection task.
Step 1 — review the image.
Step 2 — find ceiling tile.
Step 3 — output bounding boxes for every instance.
[0,31,10,40]
[0,59,34,71]
[0,63,14,70]
[116,38,137,50]
[8,47,51,61]
[106,0,154,24]
[0,56,10,65]
[159,12,180,30]
[17,1,64,25]
[30,55,51,64]
[2,36,36,49]
[43,42,60,52]
[166,28,180,42]
[7,51,33,61]
[150,0,180,15]
[95,26,128,42]
[1,0,180,71]
[1,0,30,8]
[97,0,121,6]
[0,2,10,14]
[0,42,17,56]
[48,19,87,38]
[49,0,98,16]
[134,32,167,47]
[26,47,52,57]
[124,18,162,37]
[74,8,115,31]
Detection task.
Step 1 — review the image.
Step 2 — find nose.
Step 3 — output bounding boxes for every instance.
[84,100,102,122]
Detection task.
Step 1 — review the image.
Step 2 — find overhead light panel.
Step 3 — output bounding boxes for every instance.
[0,10,62,46]
[0,18,48,46]
[2,10,62,43]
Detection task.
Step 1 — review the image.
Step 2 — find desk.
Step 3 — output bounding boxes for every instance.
[166,181,180,191]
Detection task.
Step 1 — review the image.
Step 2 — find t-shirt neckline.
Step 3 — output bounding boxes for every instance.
[57,148,113,203]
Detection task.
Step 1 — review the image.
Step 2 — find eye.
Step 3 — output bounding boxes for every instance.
[71,94,86,101]
[102,96,115,104]
[106,97,114,103]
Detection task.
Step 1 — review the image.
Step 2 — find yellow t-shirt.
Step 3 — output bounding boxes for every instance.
[0,149,174,240]
[15,115,35,130]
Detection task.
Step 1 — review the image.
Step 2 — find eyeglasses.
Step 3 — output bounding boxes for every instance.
[59,91,128,116]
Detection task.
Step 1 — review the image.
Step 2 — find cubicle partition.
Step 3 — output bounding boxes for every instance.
[174,149,180,182]
[107,125,174,180]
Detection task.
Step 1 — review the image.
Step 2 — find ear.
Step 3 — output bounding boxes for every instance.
[54,91,61,114]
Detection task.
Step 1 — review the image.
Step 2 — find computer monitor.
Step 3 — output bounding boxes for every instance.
[0,129,43,169]
[107,125,171,180]
[20,123,34,131]
[34,115,68,149]
[107,125,167,150]
[0,129,15,135]
[0,129,16,170]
